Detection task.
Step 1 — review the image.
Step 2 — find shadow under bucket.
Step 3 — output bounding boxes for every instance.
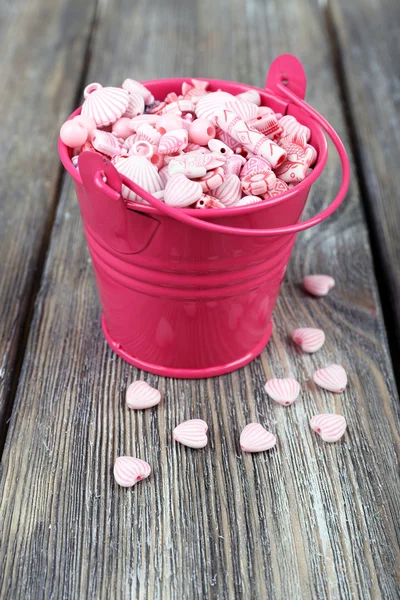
[58,55,350,378]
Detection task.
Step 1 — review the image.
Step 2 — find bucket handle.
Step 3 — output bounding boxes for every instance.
[98,84,350,237]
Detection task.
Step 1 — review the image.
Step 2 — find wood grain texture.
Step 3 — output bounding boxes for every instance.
[0,0,96,439]
[329,0,400,368]
[1,0,399,598]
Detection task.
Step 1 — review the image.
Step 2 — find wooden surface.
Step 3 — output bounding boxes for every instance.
[330,0,400,373]
[0,0,96,443]
[0,0,399,599]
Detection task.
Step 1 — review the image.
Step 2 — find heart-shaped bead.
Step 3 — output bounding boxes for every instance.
[313,365,348,393]
[113,457,151,487]
[291,327,325,353]
[173,419,208,449]
[158,129,188,154]
[90,130,123,158]
[213,174,242,206]
[126,381,161,410]
[240,423,276,452]
[164,174,203,207]
[264,378,300,406]
[124,92,145,118]
[310,414,347,443]
[303,275,335,297]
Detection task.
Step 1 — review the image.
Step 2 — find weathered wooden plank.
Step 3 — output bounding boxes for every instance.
[329,0,400,372]
[1,0,399,598]
[0,0,96,441]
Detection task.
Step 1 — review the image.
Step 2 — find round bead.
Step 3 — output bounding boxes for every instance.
[60,120,88,148]
[188,118,216,145]
[112,117,134,140]
[73,114,96,133]
[129,140,154,159]
[155,114,182,135]
[150,148,164,170]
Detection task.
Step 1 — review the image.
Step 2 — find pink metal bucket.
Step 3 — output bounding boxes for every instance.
[59,55,350,378]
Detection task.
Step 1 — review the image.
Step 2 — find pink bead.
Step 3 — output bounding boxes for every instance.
[60,119,88,148]
[129,140,154,159]
[257,106,275,117]
[112,117,134,140]
[208,139,233,158]
[156,114,182,135]
[195,195,225,209]
[188,118,216,145]
[73,114,96,133]
[150,147,164,170]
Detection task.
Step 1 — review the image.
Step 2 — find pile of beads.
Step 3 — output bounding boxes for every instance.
[60,78,317,208]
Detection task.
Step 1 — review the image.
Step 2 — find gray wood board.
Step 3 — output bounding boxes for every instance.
[0,0,97,440]
[330,0,400,371]
[0,0,399,598]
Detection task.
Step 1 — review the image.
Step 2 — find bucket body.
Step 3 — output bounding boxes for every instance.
[62,76,328,378]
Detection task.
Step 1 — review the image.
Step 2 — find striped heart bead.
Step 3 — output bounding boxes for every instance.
[114,155,163,202]
[173,419,208,449]
[213,174,242,206]
[158,129,188,154]
[310,414,347,443]
[264,378,300,406]
[164,174,203,207]
[90,130,123,158]
[313,365,348,393]
[303,275,335,297]
[113,457,151,487]
[291,327,325,353]
[126,380,161,410]
[124,93,145,118]
[240,424,276,452]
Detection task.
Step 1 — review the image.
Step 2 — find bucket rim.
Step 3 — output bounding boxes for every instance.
[58,77,328,219]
